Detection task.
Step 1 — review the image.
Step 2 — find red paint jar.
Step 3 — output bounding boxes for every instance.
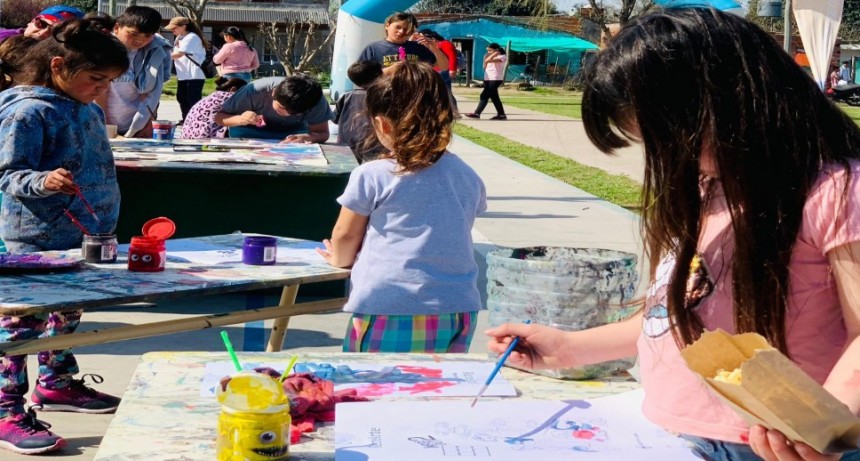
[127,217,176,272]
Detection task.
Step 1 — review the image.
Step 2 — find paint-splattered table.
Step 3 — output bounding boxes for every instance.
[0,234,349,356]
[110,139,358,244]
[93,352,641,461]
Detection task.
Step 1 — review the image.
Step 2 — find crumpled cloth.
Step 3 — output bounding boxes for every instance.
[253,368,368,443]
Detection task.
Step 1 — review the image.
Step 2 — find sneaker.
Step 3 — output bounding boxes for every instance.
[464,113,480,119]
[490,115,507,120]
[0,406,66,455]
[32,374,121,414]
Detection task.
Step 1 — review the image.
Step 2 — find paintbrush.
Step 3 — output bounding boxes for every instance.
[63,209,91,236]
[470,319,531,408]
[73,185,100,223]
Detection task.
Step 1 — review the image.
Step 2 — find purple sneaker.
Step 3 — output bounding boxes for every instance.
[0,406,66,455]
[31,374,121,414]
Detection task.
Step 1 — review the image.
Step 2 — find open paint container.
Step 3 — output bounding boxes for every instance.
[128,217,176,272]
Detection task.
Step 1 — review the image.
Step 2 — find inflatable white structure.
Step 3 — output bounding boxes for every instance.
[330,0,420,101]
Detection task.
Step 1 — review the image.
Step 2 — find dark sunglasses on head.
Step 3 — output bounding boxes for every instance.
[31,17,50,30]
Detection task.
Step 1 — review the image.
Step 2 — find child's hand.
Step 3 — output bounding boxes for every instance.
[485,323,576,370]
[239,111,260,126]
[282,134,312,144]
[315,239,334,265]
[748,426,839,461]
[43,168,76,194]
[416,36,438,51]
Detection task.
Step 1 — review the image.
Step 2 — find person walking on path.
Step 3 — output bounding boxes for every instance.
[465,43,506,120]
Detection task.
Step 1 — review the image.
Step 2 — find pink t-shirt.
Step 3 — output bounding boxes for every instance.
[638,161,860,443]
[484,54,506,81]
[212,41,260,74]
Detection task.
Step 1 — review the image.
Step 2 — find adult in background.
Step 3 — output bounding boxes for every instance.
[358,12,448,71]
[166,17,206,124]
[0,5,84,43]
[465,43,507,120]
[417,28,459,113]
[214,74,332,143]
[840,60,852,85]
[213,26,259,83]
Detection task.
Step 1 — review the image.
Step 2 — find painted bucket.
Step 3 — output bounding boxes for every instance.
[486,247,639,379]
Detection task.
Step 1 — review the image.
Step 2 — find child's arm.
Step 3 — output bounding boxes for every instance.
[485,311,642,370]
[316,206,368,268]
[0,116,74,197]
[822,241,860,415]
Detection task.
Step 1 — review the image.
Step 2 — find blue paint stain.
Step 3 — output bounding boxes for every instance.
[504,400,591,445]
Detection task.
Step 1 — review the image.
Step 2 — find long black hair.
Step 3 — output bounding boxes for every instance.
[582,8,860,354]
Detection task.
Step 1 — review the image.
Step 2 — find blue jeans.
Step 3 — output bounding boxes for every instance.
[684,436,860,461]
[221,72,252,83]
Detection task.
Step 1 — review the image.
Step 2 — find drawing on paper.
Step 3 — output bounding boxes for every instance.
[201,361,518,398]
[334,391,701,461]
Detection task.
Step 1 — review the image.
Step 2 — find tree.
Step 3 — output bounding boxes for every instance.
[411,0,556,16]
[258,20,337,75]
[162,0,209,27]
[581,0,655,38]
[1,0,53,28]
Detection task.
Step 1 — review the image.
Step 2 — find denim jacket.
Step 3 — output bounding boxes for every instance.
[0,86,120,251]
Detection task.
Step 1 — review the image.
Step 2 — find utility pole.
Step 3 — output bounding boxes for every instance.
[783,0,792,53]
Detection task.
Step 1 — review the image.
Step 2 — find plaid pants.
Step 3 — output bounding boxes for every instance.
[343,312,478,353]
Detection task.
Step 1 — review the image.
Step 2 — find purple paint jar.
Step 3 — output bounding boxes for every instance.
[243,236,277,265]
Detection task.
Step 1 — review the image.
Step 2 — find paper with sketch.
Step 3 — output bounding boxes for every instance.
[200,361,518,398]
[335,390,699,461]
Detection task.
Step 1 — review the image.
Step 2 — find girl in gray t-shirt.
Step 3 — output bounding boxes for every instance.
[317,61,487,353]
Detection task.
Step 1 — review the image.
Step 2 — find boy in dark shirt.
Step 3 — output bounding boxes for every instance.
[334,61,385,163]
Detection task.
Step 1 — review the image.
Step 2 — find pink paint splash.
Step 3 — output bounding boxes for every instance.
[398,46,406,61]
[399,381,457,395]
[396,365,443,378]
[573,430,596,440]
[353,383,397,397]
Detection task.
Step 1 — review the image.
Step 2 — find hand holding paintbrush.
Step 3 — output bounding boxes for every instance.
[43,168,77,195]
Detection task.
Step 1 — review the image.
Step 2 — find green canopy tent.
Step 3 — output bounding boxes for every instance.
[478,35,598,53]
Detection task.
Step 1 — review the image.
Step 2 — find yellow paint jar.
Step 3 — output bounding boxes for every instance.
[216,372,291,460]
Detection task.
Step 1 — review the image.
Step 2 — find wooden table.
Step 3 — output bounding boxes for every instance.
[93,352,641,461]
[0,234,350,356]
[112,140,358,243]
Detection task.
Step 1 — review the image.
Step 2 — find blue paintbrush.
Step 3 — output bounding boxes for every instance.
[471,319,531,408]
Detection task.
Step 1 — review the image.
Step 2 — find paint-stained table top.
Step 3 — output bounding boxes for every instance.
[93,352,641,461]
[111,139,358,177]
[0,234,350,315]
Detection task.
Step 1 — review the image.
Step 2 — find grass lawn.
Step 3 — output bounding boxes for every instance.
[839,103,860,124]
[161,77,218,99]
[453,123,642,210]
[456,85,583,119]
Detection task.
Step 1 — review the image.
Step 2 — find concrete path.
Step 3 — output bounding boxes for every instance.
[4,95,644,461]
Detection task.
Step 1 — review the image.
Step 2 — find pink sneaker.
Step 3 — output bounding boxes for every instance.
[31,374,121,414]
[0,407,66,455]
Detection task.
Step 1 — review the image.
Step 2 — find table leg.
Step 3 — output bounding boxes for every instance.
[266,284,299,352]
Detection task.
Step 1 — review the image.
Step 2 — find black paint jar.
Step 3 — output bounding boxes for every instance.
[82,233,118,263]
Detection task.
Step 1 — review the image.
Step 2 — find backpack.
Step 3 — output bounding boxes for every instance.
[187,47,218,79]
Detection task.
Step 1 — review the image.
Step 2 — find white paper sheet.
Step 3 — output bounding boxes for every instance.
[335,390,699,460]
[118,240,326,266]
[201,360,518,399]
